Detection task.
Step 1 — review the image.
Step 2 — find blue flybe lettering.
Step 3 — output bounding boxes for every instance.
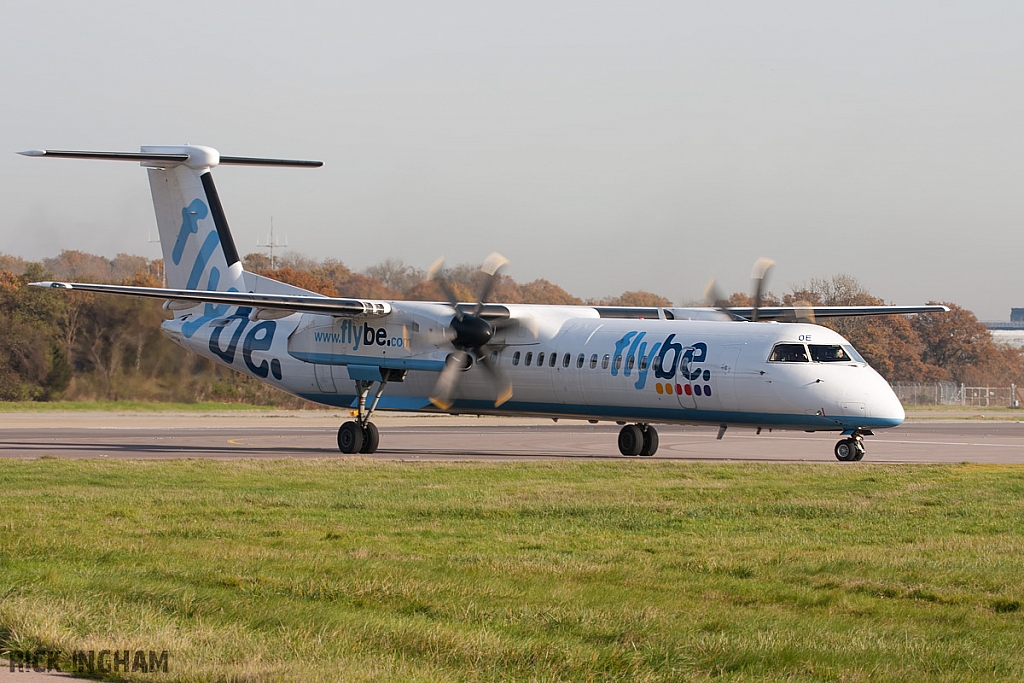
[185,231,221,290]
[172,199,209,266]
[655,334,684,379]
[608,333,710,393]
[207,307,283,380]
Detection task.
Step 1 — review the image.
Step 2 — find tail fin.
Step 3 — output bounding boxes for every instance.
[144,145,244,291]
[18,145,322,292]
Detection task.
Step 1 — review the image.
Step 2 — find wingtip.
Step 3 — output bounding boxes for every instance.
[18,149,46,157]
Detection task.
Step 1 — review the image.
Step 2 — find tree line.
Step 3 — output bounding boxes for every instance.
[0,250,1019,405]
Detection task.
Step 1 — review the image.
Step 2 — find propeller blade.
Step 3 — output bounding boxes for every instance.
[792,301,815,324]
[429,351,470,410]
[479,352,513,407]
[480,252,509,277]
[750,257,775,322]
[428,256,462,316]
[704,278,746,322]
[473,252,509,317]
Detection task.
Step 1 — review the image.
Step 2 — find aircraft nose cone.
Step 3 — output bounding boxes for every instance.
[870,380,905,427]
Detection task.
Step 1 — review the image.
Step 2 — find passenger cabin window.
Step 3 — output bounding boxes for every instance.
[590,354,598,369]
[537,352,545,366]
[769,343,809,363]
[525,352,533,366]
[577,354,585,369]
[602,354,610,369]
[639,355,648,371]
[626,356,635,371]
[512,351,521,366]
[550,353,557,368]
[809,344,852,362]
[563,353,571,368]
[614,355,622,371]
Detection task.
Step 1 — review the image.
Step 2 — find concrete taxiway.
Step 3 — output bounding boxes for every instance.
[1,411,1024,463]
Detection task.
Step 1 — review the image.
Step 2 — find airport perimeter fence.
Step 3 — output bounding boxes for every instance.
[889,381,1020,407]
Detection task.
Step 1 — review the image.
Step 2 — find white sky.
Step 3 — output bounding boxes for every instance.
[3,1,1022,318]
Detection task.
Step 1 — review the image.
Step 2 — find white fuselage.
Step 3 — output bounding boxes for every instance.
[162,302,904,433]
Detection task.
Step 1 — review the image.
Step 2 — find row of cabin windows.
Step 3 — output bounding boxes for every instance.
[509,350,660,373]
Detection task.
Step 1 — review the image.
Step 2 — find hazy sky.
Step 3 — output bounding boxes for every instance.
[3,2,1022,318]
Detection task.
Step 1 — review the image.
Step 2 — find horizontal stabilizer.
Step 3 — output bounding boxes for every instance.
[18,149,322,168]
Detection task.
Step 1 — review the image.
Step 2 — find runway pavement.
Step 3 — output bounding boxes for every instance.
[2,411,1024,463]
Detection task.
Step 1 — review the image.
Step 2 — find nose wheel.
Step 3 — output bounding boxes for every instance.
[834,433,867,461]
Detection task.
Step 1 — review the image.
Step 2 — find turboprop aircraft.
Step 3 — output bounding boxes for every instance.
[20,145,948,461]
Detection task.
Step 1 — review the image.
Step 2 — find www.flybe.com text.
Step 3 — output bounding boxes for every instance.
[314,320,403,349]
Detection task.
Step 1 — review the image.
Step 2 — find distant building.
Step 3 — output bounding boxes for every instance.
[986,309,1024,348]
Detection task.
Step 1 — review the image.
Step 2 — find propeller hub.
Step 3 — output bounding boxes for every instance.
[451,315,493,350]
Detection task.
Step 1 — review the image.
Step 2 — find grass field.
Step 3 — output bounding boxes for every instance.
[2,459,1024,682]
[0,400,284,413]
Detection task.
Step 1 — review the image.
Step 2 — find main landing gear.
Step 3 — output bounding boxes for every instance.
[618,423,659,457]
[337,371,405,454]
[834,429,872,462]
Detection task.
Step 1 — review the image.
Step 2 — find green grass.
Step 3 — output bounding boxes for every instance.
[0,400,292,413]
[3,460,1024,682]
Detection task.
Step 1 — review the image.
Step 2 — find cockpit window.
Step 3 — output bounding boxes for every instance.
[809,344,852,362]
[843,345,866,363]
[769,343,809,363]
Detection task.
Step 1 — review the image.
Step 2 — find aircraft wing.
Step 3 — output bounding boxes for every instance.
[29,281,392,317]
[728,305,950,320]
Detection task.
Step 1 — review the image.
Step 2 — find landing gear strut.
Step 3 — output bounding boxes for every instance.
[834,429,871,462]
[618,424,659,457]
[337,370,404,454]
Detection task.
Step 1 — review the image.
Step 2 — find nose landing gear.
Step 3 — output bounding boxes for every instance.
[834,429,872,462]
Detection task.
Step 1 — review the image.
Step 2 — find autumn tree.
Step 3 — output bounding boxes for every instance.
[600,291,673,307]
[911,302,1002,384]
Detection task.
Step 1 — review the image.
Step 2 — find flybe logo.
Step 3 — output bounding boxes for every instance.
[609,332,708,392]
[313,320,405,349]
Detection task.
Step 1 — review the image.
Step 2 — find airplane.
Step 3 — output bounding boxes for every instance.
[19,145,948,461]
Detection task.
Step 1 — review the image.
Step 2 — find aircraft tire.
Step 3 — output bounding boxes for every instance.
[360,422,380,454]
[639,426,659,456]
[853,440,866,461]
[338,421,364,454]
[834,438,856,462]
[618,424,643,456]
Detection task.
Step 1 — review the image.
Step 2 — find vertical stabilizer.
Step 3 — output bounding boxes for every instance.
[17,144,323,297]
[143,145,244,293]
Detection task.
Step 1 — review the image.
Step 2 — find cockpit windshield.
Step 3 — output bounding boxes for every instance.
[769,342,866,364]
[809,344,852,362]
[769,343,809,362]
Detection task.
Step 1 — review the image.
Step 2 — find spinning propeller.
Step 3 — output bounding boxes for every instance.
[428,253,514,410]
[704,257,775,321]
[704,257,815,323]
